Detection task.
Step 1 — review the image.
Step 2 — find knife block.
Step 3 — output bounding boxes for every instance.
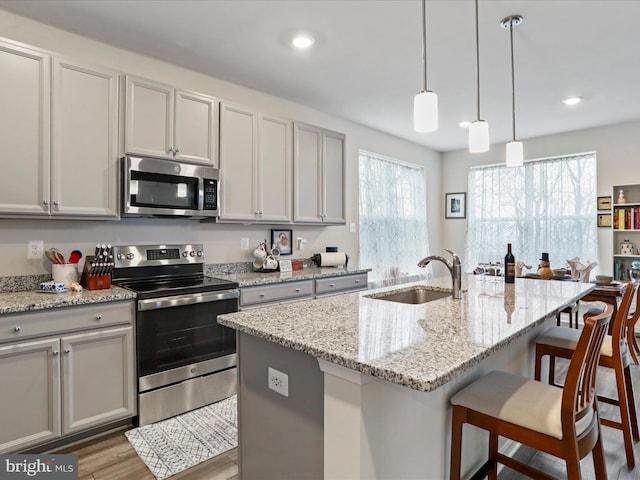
[81,262,111,290]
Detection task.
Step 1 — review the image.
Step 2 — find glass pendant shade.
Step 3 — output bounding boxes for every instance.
[413,90,438,132]
[468,120,490,153]
[506,140,523,167]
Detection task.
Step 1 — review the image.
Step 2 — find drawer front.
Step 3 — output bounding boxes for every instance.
[315,273,368,296]
[241,280,313,307]
[0,301,135,344]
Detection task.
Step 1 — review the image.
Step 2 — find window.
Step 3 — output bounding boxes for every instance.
[465,152,597,272]
[359,151,429,285]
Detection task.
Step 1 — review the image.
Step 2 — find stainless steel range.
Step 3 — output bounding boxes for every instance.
[112,244,239,426]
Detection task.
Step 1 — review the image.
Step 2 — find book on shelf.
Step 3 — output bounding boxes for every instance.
[614,207,640,230]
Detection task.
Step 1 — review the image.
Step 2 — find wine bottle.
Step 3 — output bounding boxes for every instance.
[504,243,515,283]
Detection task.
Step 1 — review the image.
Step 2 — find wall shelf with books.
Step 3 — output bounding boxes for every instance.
[612,184,640,280]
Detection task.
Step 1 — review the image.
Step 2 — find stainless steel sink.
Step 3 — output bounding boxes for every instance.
[368,286,451,305]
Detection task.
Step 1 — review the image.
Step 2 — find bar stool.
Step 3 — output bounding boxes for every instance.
[556,302,579,328]
[450,306,612,480]
[534,283,639,468]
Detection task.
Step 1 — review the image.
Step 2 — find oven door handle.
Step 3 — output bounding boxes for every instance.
[138,289,239,311]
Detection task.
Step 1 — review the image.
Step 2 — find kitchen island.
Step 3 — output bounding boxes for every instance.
[218,275,594,479]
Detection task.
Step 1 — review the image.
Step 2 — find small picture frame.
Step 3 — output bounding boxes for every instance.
[597,196,612,211]
[278,259,292,273]
[271,229,293,255]
[598,213,612,227]
[445,192,466,219]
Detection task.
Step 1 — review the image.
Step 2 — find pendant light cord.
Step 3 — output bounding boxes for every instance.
[475,0,480,121]
[421,0,427,91]
[510,21,516,141]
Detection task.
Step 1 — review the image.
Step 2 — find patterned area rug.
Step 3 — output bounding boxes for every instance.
[125,396,237,480]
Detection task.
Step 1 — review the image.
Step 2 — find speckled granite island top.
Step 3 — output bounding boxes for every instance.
[218,275,595,392]
[214,266,370,287]
[0,286,136,315]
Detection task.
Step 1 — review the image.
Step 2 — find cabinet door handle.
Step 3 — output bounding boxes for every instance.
[53,351,59,356]
[174,148,180,155]
[53,200,59,206]
[355,279,360,283]
[259,293,265,297]
[295,288,301,292]
[167,147,174,154]
[14,326,21,332]
[64,348,71,354]
[329,283,336,287]
[95,314,102,320]
[42,200,49,206]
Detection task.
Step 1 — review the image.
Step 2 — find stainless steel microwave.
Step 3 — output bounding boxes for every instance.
[122,155,219,218]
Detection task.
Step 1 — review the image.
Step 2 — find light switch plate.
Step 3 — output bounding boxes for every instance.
[349,223,356,233]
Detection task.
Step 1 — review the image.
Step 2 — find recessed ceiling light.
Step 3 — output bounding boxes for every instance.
[563,96,582,106]
[459,121,471,128]
[291,34,315,50]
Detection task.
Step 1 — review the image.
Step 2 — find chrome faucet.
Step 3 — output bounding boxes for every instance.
[418,249,462,299]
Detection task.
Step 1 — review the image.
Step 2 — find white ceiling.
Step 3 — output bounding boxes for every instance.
[1,0,639,152]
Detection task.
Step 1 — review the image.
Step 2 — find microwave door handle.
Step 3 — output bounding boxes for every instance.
[138,289,240,311]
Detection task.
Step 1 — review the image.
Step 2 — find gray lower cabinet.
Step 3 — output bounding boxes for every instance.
[0,301,136,453]
[239,273,368,309]
[240,280,314,309]
[315,273,368,297]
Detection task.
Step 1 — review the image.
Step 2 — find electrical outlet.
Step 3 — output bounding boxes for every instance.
[240,237,249,250]
[27,240,44,259]
[268,367,289,397]
[349,223,356,233]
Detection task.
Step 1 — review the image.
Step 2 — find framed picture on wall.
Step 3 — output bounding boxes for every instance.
[271,229,293,255]
[445,192,466,219]
[597,213,612,227]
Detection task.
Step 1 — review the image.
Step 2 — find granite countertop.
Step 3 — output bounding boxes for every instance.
[0,286,136,315]
[215,266,370,287]
[218,275,594,392]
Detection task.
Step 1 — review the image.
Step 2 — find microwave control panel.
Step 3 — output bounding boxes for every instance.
[203,179,217,210]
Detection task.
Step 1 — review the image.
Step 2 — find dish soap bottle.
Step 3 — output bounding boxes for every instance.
[538,252,553,280]
[504,244,515,283]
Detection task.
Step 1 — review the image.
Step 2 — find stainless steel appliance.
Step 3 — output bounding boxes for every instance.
[112,244,238,426]
[122,155,219,218]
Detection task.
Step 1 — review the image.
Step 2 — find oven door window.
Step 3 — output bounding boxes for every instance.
[130,170,198,210]
[137,297,237,377]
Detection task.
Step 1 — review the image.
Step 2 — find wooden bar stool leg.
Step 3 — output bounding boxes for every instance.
[592,413,608,480]
[624,365,640,441]
[614,362,635,467]
[450,406,464,480]
[488,433,498,480]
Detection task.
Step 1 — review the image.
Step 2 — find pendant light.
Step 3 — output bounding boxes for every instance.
[413,0,438,132]
[500,15,523,167]
[469,0,489,153]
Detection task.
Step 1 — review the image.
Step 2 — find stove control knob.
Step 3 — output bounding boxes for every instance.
[182,251,189,257]
[197,250,203,257]
[189,251,196,257]
[126,253,135,260]
[117,253,126,260]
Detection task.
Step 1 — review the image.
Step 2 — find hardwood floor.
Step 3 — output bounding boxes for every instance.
[59,360,640,480]
[58,430,238,480]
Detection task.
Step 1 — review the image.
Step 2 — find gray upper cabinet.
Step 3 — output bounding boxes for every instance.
[0,38,119,219]
[219,102,292,223]
[293,122,345,224]
[0,40,50,216]
[52,57,119,218]
[124,75,217,166]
